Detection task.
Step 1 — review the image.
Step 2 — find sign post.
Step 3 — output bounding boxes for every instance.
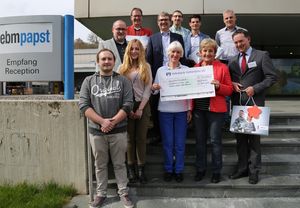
[64,15,74,99]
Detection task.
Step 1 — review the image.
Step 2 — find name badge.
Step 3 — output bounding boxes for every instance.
[248,61,257,68]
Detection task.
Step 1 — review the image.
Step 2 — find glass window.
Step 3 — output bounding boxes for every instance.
[268,59,300,95]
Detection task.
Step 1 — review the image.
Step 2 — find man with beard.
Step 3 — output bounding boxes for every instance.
[98,20,127,72]
[79,49,134,208]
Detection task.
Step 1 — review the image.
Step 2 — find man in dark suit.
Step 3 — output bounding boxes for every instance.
[228,29,277,184]
[147,11,185,78]
[146,11,186,144]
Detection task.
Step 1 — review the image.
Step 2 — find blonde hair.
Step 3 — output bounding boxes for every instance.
[119,39,150,84]
[200,38,218,53]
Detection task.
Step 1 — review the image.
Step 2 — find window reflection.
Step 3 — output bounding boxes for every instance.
[268,59,300,95]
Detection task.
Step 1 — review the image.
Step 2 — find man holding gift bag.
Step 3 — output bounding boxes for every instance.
[228,29,277,184]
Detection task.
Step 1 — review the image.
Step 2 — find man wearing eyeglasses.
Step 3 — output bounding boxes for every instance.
[127,8,152,37]
[146,11,185,145]
[170,10,190,57]
[147,11,185,79]
[98,20,127,72]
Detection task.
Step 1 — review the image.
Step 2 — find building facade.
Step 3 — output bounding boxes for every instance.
[75,0,300,96]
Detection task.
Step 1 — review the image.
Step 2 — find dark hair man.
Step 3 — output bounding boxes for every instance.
[228,29,277,185]
[79,49,134,208]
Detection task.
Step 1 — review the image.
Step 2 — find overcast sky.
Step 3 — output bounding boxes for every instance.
[0,0,91,41]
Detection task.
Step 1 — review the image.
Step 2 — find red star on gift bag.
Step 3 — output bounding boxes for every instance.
[247,105,262,119]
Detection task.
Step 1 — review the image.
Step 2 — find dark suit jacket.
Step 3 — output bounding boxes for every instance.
[146,32,185,79]
[228,48,277,106]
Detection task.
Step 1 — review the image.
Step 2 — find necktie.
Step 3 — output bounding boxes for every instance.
[241,52,247,74]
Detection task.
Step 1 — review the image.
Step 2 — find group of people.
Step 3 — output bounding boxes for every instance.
[78,8,278,208]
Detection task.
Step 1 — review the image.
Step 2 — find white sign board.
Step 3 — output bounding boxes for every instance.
[0,23,53,54]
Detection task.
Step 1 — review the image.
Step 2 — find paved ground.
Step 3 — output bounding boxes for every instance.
[64,195,300,208]
[63,99,300,208]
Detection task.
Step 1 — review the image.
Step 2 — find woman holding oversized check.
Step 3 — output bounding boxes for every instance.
[193,39,233,183]
[151,41,192,183]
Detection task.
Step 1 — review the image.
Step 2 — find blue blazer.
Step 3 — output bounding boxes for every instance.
[146,32,185,79]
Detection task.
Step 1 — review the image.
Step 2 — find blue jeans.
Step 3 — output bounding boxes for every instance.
[193,110,224,173]
[159,111,187,174]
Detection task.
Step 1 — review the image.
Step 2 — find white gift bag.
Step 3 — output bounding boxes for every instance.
[230,96,270,136]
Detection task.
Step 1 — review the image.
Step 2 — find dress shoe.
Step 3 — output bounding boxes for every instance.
[211,173,221,183]
[249,173,259,184]
[194,171,205,181]
[229,171,248,179]
[163,172,173,182]
[174,173,184,182]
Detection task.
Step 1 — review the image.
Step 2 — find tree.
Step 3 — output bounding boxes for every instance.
[87,33,100,45]
[74,37,98,49]
[74,38,88,49]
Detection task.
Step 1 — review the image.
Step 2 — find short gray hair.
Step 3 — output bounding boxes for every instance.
[167,41,184,57]
[223,9,235,16]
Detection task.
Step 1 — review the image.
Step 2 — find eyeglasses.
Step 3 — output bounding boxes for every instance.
[158,19,169,22]
[173,15,182,18]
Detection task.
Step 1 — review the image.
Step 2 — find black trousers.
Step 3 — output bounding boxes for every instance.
[235,134,261,174]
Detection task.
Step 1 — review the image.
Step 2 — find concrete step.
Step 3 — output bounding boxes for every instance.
[119,174,300,198]
[129,197,300,208]
[64,195,300,208]
[270,125,300,132]
[144,154,300,176]
[185,125,300,140]
[270,114,300,125]
[148,137,300,155]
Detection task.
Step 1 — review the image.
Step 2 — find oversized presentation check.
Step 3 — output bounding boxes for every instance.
[159,66,215,101]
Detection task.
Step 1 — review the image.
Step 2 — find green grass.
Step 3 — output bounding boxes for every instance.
[0,182,77,208]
